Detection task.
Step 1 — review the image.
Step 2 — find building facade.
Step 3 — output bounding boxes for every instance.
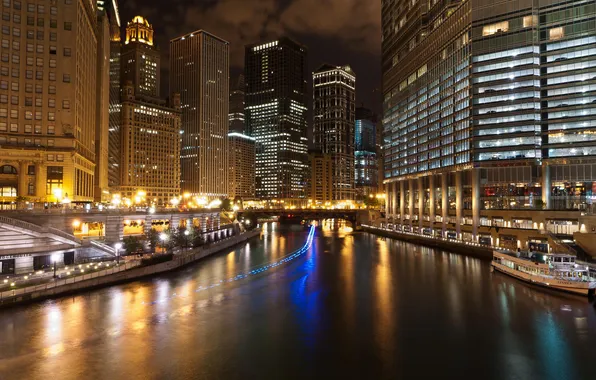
[0,0,100,207]
[313,64,356,202]
[170,30,229,198]
[355,106,378,197]
[245,38,309,204]
[229,73,245,134]
[308,150,333,206]
[119,83,181,205]
[103,0,122,190]
[382,0,596,250]
[228,132,255,200]
[120,16,159,100]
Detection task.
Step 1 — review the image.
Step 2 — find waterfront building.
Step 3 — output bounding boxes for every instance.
[0,0,101,207]
[245,37,309,205]
[101,0,123,190]
[170,30,229,198]
[313,64,356,202]
[382,0,596,251]
[229,74,245,134]
[355,106,378,198]
[94,1,120,202]
[118,83,181,206]
[308,150,333,206]
[120,16,159,100]
[228,132,255,200]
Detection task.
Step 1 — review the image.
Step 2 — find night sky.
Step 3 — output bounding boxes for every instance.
[121,0,382,115]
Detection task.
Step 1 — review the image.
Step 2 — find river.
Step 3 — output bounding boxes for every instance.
[0,223,595,380]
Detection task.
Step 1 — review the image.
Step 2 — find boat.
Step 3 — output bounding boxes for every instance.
[492,250,596,297]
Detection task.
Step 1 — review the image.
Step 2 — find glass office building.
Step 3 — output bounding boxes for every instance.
[382,0,596,249]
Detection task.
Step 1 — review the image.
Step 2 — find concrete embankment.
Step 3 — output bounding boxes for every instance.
[0,229,261,307]
[362,226,492,260]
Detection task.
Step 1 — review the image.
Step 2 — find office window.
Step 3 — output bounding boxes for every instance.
[11,40,18,50]
[24,137,32,145]
[27,3,34,12]
[12,13,19,23]
[12,27,19,37]
[36,18,43,27]
[0,121,5,130]
[62,74,70,83]
[550,27,564,41]
[50,6,56,15]
[0,79,6,89]
[28,165,35,175]
[26,43,33,52]
[37,4,44,13]
[36,44,42,53]
[63,47,71,56]
[63,22,71,31]
[10,67,17,77]
[0,52,7,62]
[10,109,16,118]
[0,66,6,75]
[49,46,56,55]
[25,83,32,92]
[10,81,17,91]
[482,21,509,36]
[47,112,54,121]
[35,57,42,66]
[0,94,5,103]
[48,85,55,94]
[47,139,54,147]
[36,30,42,40]
[49,71,55,81]
[62,100,70,109]
[48,98,54,107]
[34,84,41,93]
[34,110,40,120]
[47,125,54,134]
[49,31,56,40]
[34,124,41,134]
[26,30,33,39]
[0,38,6,48]
[50,19,56,29]
[35,70,42,80]
[10,95,17,104]
[49,59,56,67]
[35,97,41,106]
[26,15,33,25]
[10,54,17,63]
[24,124,31,133]
[9,122,16,132]
[56,154,64,162]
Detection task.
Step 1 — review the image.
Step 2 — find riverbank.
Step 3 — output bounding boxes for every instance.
[362,225,492,259]
[0,229,261,308]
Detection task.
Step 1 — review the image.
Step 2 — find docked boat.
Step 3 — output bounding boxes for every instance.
[492,250,596,297]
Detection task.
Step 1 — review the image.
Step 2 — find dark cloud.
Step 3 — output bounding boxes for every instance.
[121,0,381,112]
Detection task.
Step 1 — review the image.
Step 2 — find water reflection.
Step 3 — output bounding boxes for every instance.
[0,225,595,379]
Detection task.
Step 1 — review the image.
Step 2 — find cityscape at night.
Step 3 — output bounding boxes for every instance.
[0,0,596,379]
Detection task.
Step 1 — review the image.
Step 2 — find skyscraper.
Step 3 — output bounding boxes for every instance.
[228,132,255,200]
[100,0,123,190]
[229,74,245,134]
[382,0,596,249]
[354,107,377,198]
[170,31,229,198]
[121,16,159,100]
[0,0,100,205]
[245,38,308,204]
[313,64,356,202]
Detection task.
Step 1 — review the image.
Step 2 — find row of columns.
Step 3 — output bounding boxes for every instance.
[386,169,481,240]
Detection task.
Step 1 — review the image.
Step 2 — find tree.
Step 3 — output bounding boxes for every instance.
[123,236,142,255]
[173,226,191,250]
[145,229,160,253]
[190,225,205,247]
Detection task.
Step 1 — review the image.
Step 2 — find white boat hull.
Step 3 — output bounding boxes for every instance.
[492,262,596,296]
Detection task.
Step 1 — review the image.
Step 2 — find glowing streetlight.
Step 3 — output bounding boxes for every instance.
[170,198,180,206]
[52,188,63,203]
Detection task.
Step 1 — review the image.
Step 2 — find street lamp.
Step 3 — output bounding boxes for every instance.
[114,242,122,264]
[51,254,58,279]
[160,233,168,252]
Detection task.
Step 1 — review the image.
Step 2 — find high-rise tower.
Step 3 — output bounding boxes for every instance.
[313,64,356,202]
[170,31,229,198]
[121,16,159,100]
[245,38,308,204]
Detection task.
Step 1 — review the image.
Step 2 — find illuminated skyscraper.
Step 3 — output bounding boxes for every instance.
[121,16,159,100]
[354,107,377,197]
[313,64,356,202]
[0,0,100,204]
[382,0,596,249]
[245,38,308,204]
[170,31,229,198]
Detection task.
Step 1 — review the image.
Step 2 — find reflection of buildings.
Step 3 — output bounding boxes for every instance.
[355,107,378,198]
[313,64,356,202]
[245,38,308,204]
[0,1,104,206]
[171,30,229,198]
[228,132,256,200]
[308,150,333,205]
[381,0,596,252]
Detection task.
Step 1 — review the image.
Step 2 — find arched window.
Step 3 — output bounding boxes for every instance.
[0,186,17,197]
[1,165,17,174]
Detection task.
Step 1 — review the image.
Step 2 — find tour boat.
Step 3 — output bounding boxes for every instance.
[492,250,596,297]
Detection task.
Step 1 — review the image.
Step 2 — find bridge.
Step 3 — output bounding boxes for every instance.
[238,209,381,227]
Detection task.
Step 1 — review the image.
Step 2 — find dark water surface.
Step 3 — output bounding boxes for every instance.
[1,223,595,380]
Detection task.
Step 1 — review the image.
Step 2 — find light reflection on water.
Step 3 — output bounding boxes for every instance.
[0,224,595,379]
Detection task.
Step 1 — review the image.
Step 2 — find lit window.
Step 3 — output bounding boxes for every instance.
[482,21,509,36]
[549,27,564,41]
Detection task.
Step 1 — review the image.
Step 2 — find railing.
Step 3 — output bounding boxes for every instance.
[0,215,44,233]
[0,261,140,301]
[47,226,81,244]
[90,240,116,255]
